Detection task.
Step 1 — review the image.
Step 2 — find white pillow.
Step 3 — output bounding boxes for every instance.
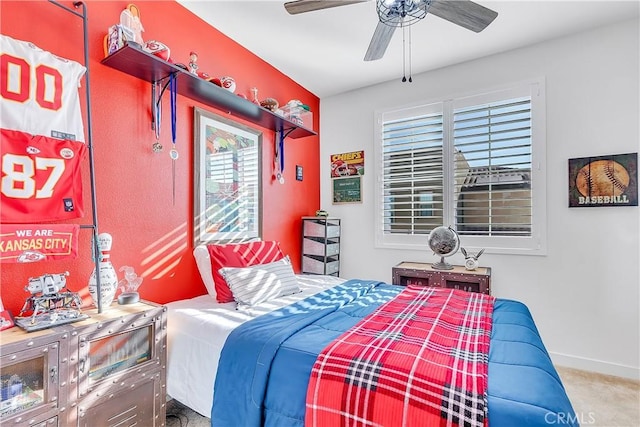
[193,245,216,299]
[219,256,301,307]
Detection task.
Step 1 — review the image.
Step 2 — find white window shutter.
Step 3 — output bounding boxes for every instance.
[453,97,532,237]
[375,80,546,254]
[381,110,444,235]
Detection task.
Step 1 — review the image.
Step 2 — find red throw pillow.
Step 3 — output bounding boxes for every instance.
[207,241,286,303]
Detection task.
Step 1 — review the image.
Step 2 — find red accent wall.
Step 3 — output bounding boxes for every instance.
[0,1,320,315]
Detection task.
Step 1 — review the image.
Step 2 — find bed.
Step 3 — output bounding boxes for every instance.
[166,242,578,426]
[166,273,346,417]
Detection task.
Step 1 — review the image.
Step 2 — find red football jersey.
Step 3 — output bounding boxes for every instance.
[1,129,86,223]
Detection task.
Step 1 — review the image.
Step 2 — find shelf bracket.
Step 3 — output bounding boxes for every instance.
[150,74,172,133]
[151,80,157,132]
[273,126,302,182]
[280,127,297,140]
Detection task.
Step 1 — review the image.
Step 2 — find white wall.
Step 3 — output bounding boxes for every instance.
[319,19,639,379]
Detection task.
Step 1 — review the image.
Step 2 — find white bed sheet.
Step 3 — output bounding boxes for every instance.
[166,274,346,417]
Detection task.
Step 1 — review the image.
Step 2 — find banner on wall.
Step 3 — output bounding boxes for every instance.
[0,224,80,263]
[330,150,364,178]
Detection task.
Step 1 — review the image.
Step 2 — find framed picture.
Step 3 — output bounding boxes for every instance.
[330,150,365,178]
[568,152,637,207]
[193,107,263,244]
[333,176,362,204]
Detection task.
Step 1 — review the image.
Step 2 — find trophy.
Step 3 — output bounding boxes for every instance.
[117,266,143,305]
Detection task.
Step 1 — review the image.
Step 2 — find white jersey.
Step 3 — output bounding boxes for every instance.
[0,34,86,142]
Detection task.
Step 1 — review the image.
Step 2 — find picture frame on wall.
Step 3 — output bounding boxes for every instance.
[193,107,263,244]
[568,152,638,208]
[330,150,364,178]
[332,176,362,204]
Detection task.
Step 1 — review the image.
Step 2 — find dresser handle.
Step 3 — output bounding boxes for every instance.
[50,366,57,384]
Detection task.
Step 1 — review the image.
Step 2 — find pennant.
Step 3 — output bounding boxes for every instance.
[0,224,79,263]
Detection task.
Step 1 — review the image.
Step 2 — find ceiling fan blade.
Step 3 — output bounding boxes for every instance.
[284,0,369,15]
[428,0,498,33]
[364,18,401,61]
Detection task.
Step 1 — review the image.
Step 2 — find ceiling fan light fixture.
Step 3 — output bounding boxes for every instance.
[376,0,432,27]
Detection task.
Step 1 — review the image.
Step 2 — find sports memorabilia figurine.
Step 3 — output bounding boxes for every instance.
[88,233,119,309]
[15,272,87,332]
[117,266,143,304]
[188,51,199,75]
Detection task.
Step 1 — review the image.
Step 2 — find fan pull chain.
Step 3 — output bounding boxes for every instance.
[408,26,413,83]
[401,26,413,83]
[402,26,407,82]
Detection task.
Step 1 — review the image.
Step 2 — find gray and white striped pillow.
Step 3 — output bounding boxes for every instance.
[219,256,301,307]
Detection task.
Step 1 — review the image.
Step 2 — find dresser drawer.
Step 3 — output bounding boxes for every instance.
[302,255,340,275]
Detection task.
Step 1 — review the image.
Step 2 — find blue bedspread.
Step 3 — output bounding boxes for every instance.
[212,280,578,427]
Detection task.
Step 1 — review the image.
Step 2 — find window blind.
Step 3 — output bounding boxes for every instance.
[380,97,533,238]
[381,111,444,235]
[375,80,544,253]
[453,97,532,236]
[207,146,259,237]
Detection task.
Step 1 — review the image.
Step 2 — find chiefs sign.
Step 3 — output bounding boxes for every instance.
[330,150,365,178]
[0,224,79,263]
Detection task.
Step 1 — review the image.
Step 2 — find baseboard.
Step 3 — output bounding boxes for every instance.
[549,351,640,380]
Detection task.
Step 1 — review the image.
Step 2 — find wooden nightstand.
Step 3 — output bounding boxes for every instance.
[392,262,491,295]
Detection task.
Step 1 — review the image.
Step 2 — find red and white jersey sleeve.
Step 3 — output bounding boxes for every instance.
[1,129,87,223]
[0,34,86,142]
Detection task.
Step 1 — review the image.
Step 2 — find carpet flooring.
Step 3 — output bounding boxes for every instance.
[556,366,639,427]
[166,366,640,427]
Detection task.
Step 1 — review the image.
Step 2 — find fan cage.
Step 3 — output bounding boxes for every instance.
[376,0,432,27]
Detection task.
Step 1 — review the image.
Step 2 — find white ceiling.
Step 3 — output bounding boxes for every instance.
[177,0,639,98]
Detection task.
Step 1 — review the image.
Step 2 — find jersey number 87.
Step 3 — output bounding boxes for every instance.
[1,154,66,199]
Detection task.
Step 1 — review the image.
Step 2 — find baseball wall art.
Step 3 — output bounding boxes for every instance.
[568,153,637,207]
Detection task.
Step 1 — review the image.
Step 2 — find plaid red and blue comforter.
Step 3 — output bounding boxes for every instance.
[306,286,494,427]
[211,279,578,427]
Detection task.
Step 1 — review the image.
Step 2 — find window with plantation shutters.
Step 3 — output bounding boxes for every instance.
[375,80,547,254]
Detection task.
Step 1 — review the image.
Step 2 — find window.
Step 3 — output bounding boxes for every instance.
[375,80,546,254]
[194,107,262,244]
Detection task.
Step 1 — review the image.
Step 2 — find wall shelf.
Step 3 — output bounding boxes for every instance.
[101,43,316,139]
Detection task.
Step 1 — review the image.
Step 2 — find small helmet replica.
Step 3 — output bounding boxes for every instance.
[220,76,236,93]
[144,40,170,61]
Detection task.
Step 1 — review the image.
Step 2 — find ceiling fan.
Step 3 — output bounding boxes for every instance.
[284,0,498,61]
